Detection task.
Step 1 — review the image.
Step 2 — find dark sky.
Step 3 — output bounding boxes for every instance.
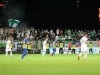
[1,0,100,30]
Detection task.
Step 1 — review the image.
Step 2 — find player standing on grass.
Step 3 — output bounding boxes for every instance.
[42,38,48,57]
[21,35,29,60]
[78,33,88,61]
[52,39,57,56]
[6,37,13,58]
[49,44,53,56]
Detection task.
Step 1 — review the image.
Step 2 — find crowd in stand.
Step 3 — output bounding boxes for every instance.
[0,27,100,41]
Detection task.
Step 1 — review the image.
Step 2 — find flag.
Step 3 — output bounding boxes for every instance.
[8,19,20,27]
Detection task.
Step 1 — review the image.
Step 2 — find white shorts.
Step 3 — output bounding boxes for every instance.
[49,50,53,54]
[43,47,46,51]
[81,45,87,52]
[6,48,11,51]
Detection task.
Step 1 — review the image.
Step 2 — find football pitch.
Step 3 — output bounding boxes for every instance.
[0,54,100,75]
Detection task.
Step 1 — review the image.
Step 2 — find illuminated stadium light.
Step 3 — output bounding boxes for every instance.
[99,7,100,21]
[0,4,4,6]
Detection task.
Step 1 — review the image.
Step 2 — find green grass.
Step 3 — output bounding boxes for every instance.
[0,54,100,75]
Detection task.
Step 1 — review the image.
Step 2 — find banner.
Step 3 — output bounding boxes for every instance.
[8,19,20,27]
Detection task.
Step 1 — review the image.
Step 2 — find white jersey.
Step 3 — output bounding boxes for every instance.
[80,36,88,51]
[6,40,11,51]
[43,40,47,51]
[80,36,87,45]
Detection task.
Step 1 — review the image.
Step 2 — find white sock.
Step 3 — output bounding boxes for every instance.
[42,53,44,56]
[10,51,12,56]
[84,54,87,59]
[6,51,8,57]
[44,51,46,55]
[42,51,45,56]
[79,53,82,57]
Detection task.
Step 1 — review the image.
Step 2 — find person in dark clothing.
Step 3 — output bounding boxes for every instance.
[12,31,17,41]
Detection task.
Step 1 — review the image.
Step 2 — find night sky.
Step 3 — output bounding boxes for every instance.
[1,0,100,30]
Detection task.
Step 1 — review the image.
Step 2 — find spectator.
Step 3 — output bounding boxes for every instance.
[12,31,17,41]
[30,34,34,41]
[59,29,63,35]
[67,29,71,36]
[21,31,24,40]
[71,32,76,40]
[55,34,59,41]
[56,28,59,36]
[17,32,21,41]
[50,29,53,35]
